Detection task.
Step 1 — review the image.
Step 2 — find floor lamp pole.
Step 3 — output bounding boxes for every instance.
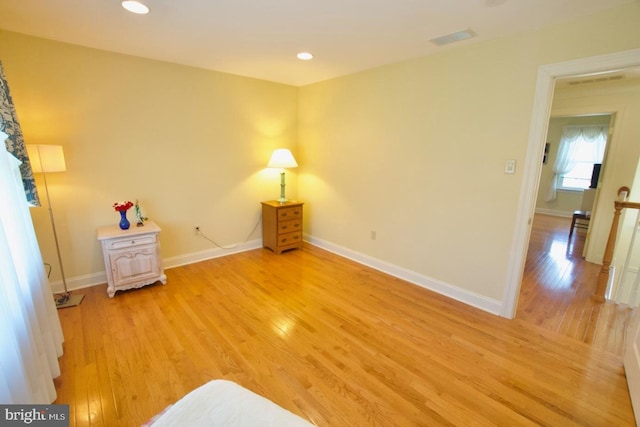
[42,171,69,300]
[41,169,83,308]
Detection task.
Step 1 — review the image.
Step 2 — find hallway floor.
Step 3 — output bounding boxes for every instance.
[516,214,636,356]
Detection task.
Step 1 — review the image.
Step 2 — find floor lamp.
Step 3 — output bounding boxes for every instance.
[26,144,84,308]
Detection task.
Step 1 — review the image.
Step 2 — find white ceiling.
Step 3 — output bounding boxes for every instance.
[0,0,634,86]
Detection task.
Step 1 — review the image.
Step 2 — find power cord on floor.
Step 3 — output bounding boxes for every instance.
[45,262,71,304]
[196,213,262,250]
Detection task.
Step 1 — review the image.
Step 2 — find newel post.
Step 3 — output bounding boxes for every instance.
[592,186,630,302]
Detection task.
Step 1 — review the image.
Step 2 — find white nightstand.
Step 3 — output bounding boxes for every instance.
[97,221,167,298]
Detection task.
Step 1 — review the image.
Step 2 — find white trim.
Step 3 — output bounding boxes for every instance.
[534,208,574,218]
[501,48,640,319]
[624,311,640,422]
[49,238,263,293]
[163,239,263,270]
[52,234,504,316]
[47,270,107,293]
[306,234,502,315]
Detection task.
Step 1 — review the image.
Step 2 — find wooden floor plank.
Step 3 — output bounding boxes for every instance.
[54,214,636,426]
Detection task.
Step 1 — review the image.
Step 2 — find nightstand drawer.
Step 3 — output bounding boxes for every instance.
[278,219,302,234]
[277,231,302,247]
[106,234,157,250]
[278,206,302,221]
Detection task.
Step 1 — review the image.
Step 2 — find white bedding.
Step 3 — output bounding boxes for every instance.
[148,380,314,426]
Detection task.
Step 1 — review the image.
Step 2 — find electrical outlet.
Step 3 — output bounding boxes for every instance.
[194,226,200,235]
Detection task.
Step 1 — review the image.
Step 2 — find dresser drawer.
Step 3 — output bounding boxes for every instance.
[277,231,302,247]
[278,219,302,235]
[261,200,304,254]
[105,234,157,250]
[278,206,302,221]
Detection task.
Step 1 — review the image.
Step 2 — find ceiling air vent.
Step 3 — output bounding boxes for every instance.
[567,74,625,86]
[430,29,476,46]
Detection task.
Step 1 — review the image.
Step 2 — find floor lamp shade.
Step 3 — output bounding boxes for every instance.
[26,145,66,173]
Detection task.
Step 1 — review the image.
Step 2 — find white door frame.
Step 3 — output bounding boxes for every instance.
[501,48,640,318]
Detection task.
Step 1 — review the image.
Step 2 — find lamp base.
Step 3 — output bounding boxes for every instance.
[56,293,84,309]
[277,197,288,204]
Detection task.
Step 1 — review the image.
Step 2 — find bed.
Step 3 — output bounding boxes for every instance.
[143,380,314,426]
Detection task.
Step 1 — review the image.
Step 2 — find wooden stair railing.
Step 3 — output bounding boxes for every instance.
[593,186,640,302]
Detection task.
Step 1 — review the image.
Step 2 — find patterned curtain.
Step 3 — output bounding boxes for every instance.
[0,61,40,206]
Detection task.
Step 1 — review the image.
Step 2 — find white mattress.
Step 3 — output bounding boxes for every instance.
[148,380,314,426]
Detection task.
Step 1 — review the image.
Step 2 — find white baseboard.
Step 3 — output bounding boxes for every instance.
[163,239,263,270]
[534,208,574,218]
[49,271,108,294]
[54,235,502,316]
[49,238,263,293]
[305,235,502,316]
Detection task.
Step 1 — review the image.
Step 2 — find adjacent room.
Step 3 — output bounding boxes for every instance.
[1,0,640,425]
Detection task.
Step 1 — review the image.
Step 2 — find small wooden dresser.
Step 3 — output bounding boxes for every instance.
[261,200,304,254]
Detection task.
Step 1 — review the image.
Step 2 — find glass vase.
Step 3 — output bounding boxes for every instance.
[119,210,130,230]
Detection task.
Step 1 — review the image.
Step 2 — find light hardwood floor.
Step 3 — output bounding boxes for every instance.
[517,214,637,356]
[55,216,636,426]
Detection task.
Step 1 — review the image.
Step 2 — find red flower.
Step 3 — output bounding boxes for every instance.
[113,201,134,212]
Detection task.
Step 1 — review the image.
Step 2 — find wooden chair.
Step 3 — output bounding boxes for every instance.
[569,210,591,239]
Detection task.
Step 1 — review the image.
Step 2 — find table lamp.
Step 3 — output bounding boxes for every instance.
[267,148,298,203]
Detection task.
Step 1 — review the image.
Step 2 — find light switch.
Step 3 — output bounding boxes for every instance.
[505,159,516,174]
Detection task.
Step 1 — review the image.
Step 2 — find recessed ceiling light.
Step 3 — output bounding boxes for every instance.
[122,1,150,14]
[297,52,313,61]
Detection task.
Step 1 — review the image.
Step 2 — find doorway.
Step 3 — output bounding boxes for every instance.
[535,113,612,257]
[501,48,640,319]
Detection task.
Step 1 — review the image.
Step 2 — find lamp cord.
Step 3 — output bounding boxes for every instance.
[196,213,262,250]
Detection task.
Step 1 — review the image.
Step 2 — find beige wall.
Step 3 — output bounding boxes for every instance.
[1,2,639,310]
[0,31,298,290]
[298,2,640,305]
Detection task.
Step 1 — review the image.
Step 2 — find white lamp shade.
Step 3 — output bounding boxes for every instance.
[267,148,298,168]
[26,145,66,173]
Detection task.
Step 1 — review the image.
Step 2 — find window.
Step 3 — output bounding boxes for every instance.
[558,139,603,190]
[545,125,607,202]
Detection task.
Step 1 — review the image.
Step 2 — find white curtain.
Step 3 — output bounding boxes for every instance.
[0,131,64,404]
[545,125,608,202]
